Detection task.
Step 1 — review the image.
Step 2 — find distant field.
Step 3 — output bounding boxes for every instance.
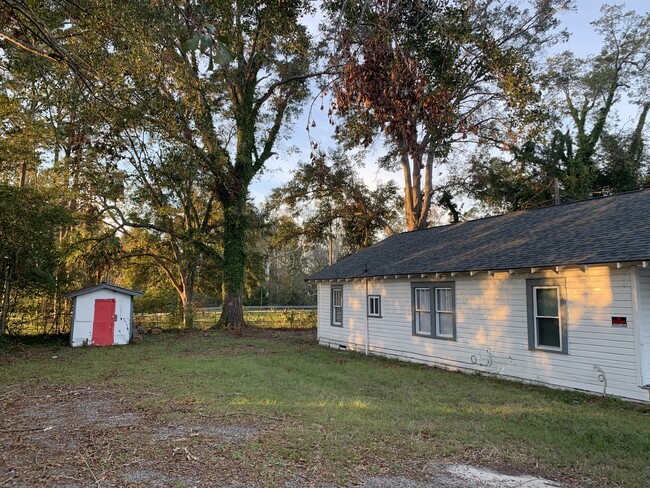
[135,307,317,330]
[1,328,649,487]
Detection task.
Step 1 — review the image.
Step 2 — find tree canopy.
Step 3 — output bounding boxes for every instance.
[269,150,402,256]
[466,4,650,211]
[0,184,70,334]
[326,0,570,229]
[1,1,649,334]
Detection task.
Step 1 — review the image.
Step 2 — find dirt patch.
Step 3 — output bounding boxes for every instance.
[151,424,258,442]
[1,384,562,487]
[0,385,262,486]
[120,469,200,487]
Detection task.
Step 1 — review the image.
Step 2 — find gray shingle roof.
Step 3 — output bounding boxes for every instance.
[307,189,650,281]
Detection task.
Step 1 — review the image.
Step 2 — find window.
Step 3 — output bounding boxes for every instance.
[534,287,561,347]
[527,279,567,353]
[412,283,455,340]
[367,295,381,317]
[436,288,454,338]
[414,287,431,334]
[331,286,343,327]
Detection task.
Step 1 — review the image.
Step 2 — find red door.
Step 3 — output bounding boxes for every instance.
[92,299,116,346]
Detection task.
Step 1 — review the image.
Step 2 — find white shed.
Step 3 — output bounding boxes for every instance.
[66,283,143,347]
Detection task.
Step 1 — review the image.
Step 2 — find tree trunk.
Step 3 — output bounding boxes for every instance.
[180,276,195,330]
[53,290,61,333]
[220,288,245,330]
[179,296,194,330]
[328,233,334,266]
[217,194,248,330]
[184,303,194,330]
[1,264,11,335]
[629,102,649,163]
[20,162,27,188]
[402,151,431,231]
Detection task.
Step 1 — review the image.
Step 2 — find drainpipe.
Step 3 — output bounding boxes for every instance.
[365,278,369,355]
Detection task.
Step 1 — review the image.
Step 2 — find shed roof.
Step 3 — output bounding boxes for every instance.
[65,282,144,299]
[307,189,650,281]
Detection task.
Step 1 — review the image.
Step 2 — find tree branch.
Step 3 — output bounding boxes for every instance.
[254,69,333,112]
[0,32,62,62]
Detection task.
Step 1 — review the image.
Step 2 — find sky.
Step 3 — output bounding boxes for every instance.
[248,0,650,205]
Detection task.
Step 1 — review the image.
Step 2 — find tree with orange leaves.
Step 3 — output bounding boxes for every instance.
[327,0,571,229]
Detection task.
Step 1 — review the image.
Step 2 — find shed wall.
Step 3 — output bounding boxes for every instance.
[71,289,134,347]
[316,266,649,402]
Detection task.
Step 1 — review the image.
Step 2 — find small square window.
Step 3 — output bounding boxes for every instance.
[367,295,381,317]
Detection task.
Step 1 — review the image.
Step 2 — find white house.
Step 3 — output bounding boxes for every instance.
[307,189,650,402]
[66,283,143,347]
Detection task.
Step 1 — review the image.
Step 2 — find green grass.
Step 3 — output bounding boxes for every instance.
[1,329,649,486]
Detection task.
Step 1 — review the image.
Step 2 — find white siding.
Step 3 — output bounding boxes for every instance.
[71,289,134,347]
[637,270,650,385]
[316,266,650,402]
[317,281,368,350]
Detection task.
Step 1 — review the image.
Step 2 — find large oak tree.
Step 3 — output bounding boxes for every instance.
[105,1,319,328]
[3,0,321,328]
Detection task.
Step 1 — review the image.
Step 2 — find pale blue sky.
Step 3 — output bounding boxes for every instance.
[560,0,649,57]
[249,0,650,203]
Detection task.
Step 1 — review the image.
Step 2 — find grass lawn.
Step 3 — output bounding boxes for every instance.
[1,328,649,487]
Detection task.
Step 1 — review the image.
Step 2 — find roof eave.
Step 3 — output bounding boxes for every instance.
[306,260,650,282]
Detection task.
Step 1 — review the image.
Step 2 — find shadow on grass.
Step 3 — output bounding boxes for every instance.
[0,333,69,351]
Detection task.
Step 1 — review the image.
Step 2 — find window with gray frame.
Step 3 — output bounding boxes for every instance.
[331,286,343,327]
[367,295,381,317]
[412,282,456,340]
[526,278,568,353]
